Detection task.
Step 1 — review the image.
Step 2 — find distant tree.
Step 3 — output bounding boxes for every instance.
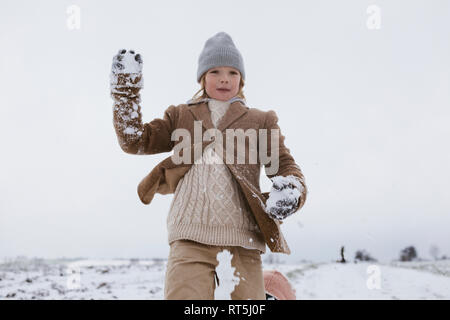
[354,249,377,263]
[429,245,440,261]
[400,246,418,262]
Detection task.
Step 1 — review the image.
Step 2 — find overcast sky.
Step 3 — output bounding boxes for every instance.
[1,0,449,263]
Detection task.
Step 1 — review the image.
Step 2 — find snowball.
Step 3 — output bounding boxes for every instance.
[265,175,304,217]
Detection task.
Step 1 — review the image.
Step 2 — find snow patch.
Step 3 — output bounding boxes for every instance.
[214,250,240,300]
[2,258,450,300]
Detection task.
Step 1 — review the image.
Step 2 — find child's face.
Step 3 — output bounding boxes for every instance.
[204,66,241,101]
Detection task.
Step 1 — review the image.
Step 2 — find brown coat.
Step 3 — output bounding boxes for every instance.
[111,75,307,254]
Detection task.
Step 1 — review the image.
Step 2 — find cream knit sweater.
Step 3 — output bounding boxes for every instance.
[167,98,266,253]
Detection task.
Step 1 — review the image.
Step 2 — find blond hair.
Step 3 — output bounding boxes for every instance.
[191,72,246,103]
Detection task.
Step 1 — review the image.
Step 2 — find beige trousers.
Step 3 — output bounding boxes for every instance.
[164,239,266,300]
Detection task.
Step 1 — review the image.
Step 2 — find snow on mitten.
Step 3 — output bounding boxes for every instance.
[110,48,144,94]
[111,49,143,75]
[110,49,145,152]
[265,175,303,220]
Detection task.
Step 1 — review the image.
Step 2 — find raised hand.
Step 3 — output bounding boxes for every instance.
[110,49,145,153]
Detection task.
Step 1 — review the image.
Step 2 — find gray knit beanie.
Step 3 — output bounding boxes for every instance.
[197,32,245,83]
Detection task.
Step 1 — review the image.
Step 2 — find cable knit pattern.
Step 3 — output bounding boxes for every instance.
[167,98,266,253]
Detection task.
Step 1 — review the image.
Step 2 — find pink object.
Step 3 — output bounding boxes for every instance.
[263,270,296,300]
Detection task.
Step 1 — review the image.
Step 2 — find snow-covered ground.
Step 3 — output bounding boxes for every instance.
[1,257,449,300]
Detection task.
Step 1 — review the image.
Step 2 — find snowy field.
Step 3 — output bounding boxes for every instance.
[1,257,449,300]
